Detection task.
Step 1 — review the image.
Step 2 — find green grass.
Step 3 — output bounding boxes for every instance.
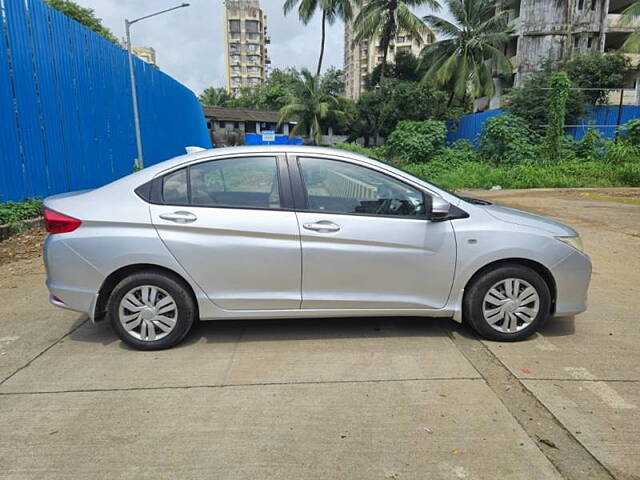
[0,198,43,225]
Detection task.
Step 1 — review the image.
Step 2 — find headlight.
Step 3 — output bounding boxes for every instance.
[555,236,584,254]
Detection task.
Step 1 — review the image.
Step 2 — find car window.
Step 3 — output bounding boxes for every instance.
[298,157,426,217]
[190,156,280,209]
[162,168,188,205]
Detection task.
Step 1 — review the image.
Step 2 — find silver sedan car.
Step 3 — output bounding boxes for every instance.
[43,146,591,350]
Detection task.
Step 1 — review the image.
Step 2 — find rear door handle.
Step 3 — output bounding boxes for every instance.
[159,211,197,223]
[303,220,340,233]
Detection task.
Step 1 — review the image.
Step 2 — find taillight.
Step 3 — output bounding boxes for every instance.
[43,208,81,234]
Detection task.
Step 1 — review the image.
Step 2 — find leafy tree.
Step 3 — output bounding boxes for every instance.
[199,87,232,107]
[284,0,353,75]
[320,67,345,96]
[506,66,586,133]
[621,1,640,52]
[45,0,117,43]
[420,0,513,104]
[278,69,344,144]
[565,52,630,104]
[619,118,640,146]
[353,0,438,80]
[545,72,571,162]
[366,51,421,88]
[226,68,302,110]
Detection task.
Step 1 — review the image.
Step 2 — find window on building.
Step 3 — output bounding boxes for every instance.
[229,43,240,52]
[229,20,241,33]
[577,0,584,9]
[587,35,593,49]
[232,76,242,84]
[245,20,260,33]
[231,54,241,63]
[574,36,580,49]
[247,44,259,52]
[397,36,406,43]
[591,0,597,9]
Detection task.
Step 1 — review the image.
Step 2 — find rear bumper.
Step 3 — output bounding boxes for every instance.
[44,235,103,319]
[550,250,592,317]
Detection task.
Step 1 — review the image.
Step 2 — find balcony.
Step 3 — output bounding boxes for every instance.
[607,13,640,32]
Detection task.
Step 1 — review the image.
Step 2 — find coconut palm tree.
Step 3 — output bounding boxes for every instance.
[278,69,343,145]
[353,0,439,81]
[284,0,354,76]
[621,1,640,51]
[420,0,514,103]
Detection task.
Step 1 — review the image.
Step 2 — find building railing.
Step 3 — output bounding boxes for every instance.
[607,13,640,31]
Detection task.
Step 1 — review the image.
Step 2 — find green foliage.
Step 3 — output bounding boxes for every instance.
[565,52,630,105]
[506,67,585,133]
[45,0,117,43]
[578,127,605,161]
[226,68,302,111]
[278,69,344,145]
[545,73,571,162]
[366,51,421,88]
[420,0,513,103]
[320,67,345,97]
[478,114,539,165]
[619,119,640,146]
[332,143,386,161]
[385,120,447,164]
[621,0,640,52]
[604,139,640,164]
[199,87,233,107]
[353,0,438,79]
[0,199,43,226]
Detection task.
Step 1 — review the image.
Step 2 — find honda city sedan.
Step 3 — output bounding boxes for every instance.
[43,146,591,350]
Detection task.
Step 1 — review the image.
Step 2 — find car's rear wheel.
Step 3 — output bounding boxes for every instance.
[463,265,551,341]
[107,271,195,350]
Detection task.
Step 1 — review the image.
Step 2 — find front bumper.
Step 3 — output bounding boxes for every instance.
[550,250,592,317]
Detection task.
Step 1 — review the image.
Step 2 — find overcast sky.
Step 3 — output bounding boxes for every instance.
[78,1,440,95]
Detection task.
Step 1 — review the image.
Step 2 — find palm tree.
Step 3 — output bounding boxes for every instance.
[353,0,439,81]
[199,87,232,107]
[278,69,343,145]
[420,0,513,104]
[284,0,353,76]
[621,1,640,52]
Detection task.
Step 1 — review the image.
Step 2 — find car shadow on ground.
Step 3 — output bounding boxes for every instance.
[69,314,576,351]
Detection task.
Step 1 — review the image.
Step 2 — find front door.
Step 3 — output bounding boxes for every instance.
[151,154,301,310]
[291,156,456,310]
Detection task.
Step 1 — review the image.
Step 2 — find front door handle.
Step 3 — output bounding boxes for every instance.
[303,220,340,233]
[159,211,197,224]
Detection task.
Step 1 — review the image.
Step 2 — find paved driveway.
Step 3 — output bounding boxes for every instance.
[1,189,638,479]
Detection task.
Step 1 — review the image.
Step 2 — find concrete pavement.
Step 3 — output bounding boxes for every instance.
[1,188,638,479]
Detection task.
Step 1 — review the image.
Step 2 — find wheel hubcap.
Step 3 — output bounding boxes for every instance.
[482,278,540,334]
[118,285,178,342]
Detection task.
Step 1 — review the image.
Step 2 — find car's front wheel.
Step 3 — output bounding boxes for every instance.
[463,265,551,341]
[107,271,196,350]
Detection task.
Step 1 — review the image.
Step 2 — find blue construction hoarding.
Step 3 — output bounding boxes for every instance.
[0,0,211,202]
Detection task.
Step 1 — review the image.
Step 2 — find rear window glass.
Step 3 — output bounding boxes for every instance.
[162,168,188,205]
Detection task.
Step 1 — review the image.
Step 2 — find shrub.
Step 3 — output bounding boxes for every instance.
[384,120,447,164]
[0,198,43,225]
[604,139,640,164]
[578,127,605,161]
[332,143,386,161]
[545,72,571,162]
[478,114,538,165]
[619,119,640,146]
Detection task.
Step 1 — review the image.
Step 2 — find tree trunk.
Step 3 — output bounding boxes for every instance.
[317,10,327,77]
[380,34,390,81]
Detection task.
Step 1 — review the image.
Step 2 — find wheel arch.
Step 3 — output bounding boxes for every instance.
[93,263,199,322]
[463,258,557,315]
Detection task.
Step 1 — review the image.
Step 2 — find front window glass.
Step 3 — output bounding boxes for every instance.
[190,157,280,209]
[299,157,425,217]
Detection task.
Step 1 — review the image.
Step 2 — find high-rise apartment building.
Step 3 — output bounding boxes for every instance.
[223,0,271,96]
[343,4,434,100]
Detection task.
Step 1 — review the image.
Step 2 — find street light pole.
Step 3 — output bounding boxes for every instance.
[125,3,190,169]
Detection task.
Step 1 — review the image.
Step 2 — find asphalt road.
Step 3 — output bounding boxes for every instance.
[0,188,638,479]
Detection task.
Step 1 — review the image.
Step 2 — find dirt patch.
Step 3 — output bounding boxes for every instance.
[0,227,46,267]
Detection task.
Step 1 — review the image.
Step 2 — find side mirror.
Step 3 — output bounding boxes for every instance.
[430,196,451,222]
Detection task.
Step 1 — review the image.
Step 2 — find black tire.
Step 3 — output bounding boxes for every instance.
[107,270,196,350]
[463,264,551,342]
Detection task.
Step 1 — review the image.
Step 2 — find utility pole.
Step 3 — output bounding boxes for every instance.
[125,3,190,169]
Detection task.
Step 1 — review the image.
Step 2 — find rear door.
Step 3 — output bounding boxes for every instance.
[289,155,457,310]
[150,154,302,310]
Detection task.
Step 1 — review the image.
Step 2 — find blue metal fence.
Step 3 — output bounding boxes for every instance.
[446,106,640,145]
[0,0,211,202]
